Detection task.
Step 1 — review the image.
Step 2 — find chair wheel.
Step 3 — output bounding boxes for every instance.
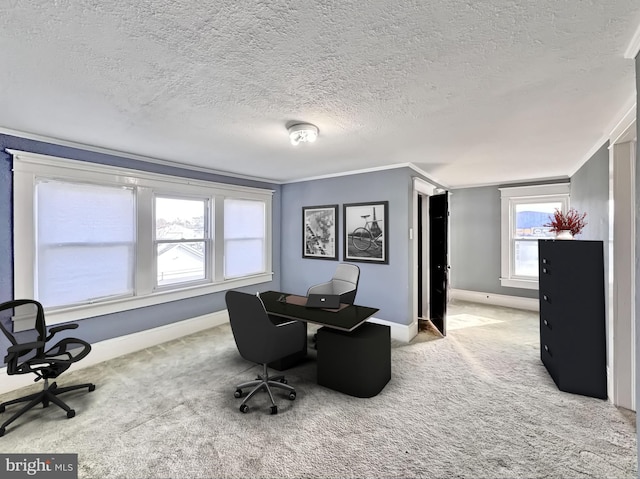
[239,404,249,413]
[67,410,75,419]
[270,406,278,415]
[289,392,296,400]
[279,378,287,384]
[0,427,4,437]
[88,384,96,392]
[234,389,243,398]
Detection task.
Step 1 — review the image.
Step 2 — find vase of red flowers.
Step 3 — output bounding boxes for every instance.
[544,208,587,239]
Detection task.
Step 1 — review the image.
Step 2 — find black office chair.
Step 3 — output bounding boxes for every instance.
[0,299,95,437]
[307,263,360,304]
[225,290,304,415]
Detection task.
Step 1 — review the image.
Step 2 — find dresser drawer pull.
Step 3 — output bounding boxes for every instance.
[544,344,552,356]
[543,294,550,302]
[542,258,548,264]
[543,319,551,329]
[542,267,549,274]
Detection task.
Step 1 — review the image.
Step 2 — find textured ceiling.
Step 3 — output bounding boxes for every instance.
[0,0,639,187]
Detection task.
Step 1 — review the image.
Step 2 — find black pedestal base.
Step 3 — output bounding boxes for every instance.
[317,322,391,398]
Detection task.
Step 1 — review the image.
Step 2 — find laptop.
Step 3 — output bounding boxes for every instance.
[305,294,341,309]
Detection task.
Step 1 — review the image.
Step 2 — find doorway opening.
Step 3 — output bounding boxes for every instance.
[413,177,449,338]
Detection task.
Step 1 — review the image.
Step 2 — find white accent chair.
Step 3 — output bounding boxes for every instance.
[307,263,361,304]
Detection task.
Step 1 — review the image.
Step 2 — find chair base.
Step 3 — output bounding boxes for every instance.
[0,379,95,437]
[234,363,296,414]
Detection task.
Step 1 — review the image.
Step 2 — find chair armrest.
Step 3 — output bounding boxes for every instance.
[275,320,299,327]
[46,324,78,341]
[7,341,46,354]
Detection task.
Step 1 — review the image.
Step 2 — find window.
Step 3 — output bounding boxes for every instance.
[155,196,210,287]
[11,150,273,324]
[500,183,570,289]
[36,179,136,308]
[224,199,266,278]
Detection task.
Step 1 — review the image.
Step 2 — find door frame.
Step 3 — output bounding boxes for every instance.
[411,177,436,340]
[609,106,636,411]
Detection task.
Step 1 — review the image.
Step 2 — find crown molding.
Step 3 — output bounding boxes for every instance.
[406,163,448,189]
[283,162,415,184]
[0,127,453,187]
[608,102,637,145]
[0,126,282,185]
[283,161,449,188]
[567,94,637,177]
[624,21,640,59]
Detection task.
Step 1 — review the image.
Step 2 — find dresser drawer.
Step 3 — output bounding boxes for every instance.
[539,293,556,321]
[538,262,558,289]
[540,315,554,335]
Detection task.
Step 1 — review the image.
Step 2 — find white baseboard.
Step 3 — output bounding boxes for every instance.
[367,316,415,343]
[0,310,229,396]
[450,289,539,312]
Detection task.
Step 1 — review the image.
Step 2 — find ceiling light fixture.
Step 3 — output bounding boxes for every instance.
[288,123,319,146]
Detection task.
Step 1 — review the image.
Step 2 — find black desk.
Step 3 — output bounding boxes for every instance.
[259,291,379,331]
[261,290,390,398]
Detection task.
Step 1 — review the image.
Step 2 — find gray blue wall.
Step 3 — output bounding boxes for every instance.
[449,143,610,302]
[570,142,610,241]
[448,185,538,299]
[0,134,282,354]
[569,141,610,277]
[280,168,423,326]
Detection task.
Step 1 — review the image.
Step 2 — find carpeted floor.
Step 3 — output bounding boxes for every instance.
[0,300,636,479]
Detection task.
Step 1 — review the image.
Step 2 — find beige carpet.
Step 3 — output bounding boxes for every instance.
[0,300,635,479]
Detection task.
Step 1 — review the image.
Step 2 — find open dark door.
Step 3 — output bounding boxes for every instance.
[417,194,424,318]
[429,192,448,335]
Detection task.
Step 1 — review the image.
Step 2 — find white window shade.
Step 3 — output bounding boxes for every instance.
[35,180,135,307]
[224,199,266,278]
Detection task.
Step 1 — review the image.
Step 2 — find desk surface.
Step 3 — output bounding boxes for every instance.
[260,290,379,332]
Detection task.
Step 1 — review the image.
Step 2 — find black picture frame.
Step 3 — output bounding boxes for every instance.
[343,201,389,264]
[302,204,338,260]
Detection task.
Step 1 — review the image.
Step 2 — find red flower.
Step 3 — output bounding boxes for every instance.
[543,208,587,236]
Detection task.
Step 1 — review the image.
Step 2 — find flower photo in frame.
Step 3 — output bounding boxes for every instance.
[343,201,388,264]
[302,204,338,260]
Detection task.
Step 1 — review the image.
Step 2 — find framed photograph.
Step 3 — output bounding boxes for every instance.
[302,205,338,260]
[343,201,389,264]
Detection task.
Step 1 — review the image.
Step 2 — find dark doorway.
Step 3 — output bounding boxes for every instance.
[429,192,448,335]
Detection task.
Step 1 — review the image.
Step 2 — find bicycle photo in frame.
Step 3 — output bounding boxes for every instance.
[343,201,388,264]
[302,204,338,260]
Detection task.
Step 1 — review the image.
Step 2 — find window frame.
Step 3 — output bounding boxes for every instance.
[11,149,274,325]
[499,183,570,290]
[153,194,212,290]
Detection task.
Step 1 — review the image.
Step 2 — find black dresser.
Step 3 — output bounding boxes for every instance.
[538,240,607,399]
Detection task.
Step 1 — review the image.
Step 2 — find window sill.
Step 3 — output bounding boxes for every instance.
[499,277,539,290]
[15,272,274,329]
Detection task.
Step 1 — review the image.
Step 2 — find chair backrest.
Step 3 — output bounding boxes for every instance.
[225,290,288,365]
[331,263,360,304]
[0,300,47,374]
